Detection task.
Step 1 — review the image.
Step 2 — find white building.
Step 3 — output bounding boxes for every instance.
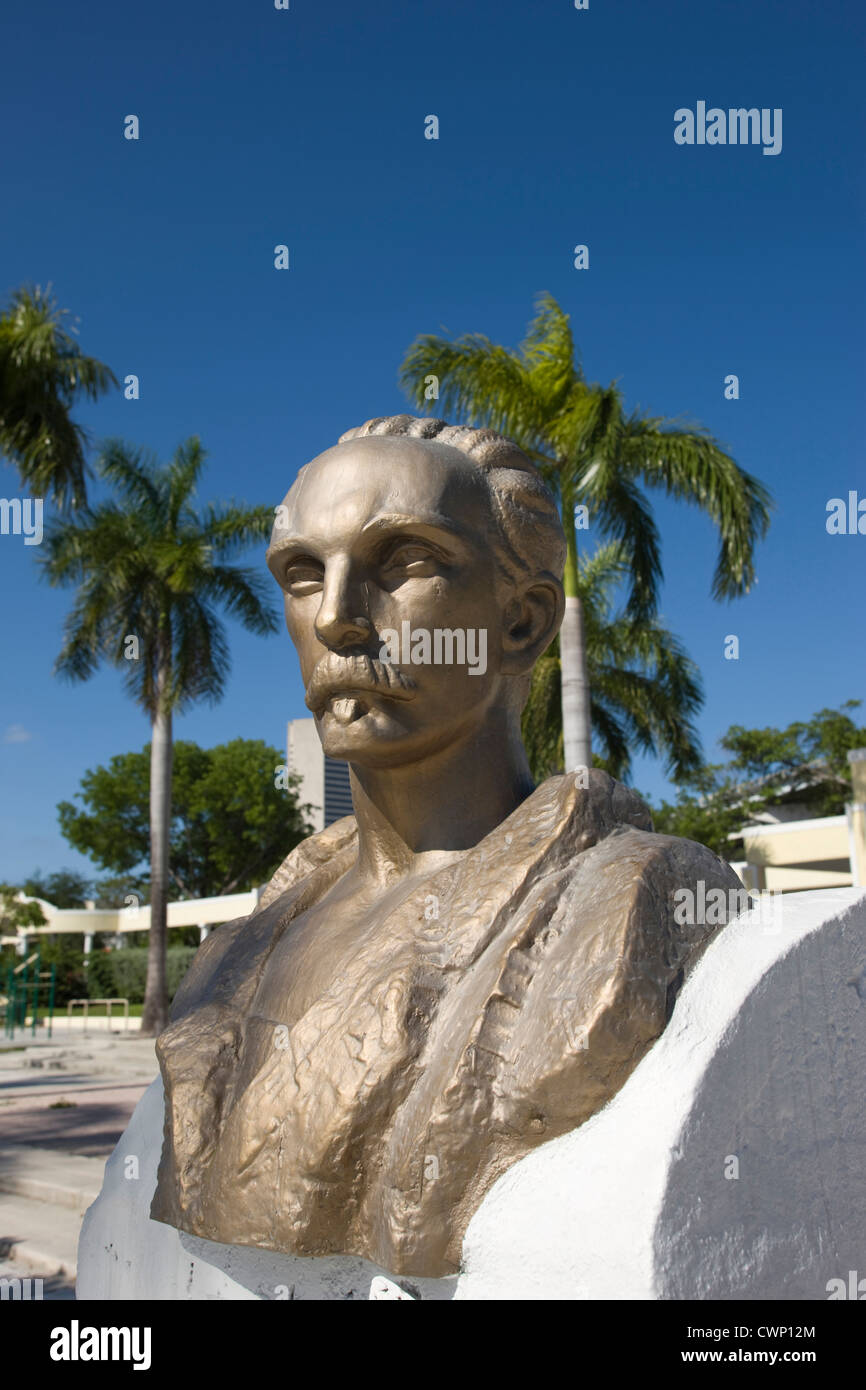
[287,717,353,832]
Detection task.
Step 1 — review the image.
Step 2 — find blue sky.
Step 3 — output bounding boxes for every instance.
[1,0,864,884]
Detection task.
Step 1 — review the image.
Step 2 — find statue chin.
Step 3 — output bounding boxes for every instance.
[314,696,478,769]
[314,700,410,762]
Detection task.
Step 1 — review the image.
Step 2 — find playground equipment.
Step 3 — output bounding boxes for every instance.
[2,950,56,1039]
[66,997,130,1033]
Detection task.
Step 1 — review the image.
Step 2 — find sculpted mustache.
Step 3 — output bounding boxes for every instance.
[305,652,418,713]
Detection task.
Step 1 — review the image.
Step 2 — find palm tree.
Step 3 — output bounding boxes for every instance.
[521,543,703,783]
[0,285,116,508]
[400,294,772,772]
[40,438,279,1034]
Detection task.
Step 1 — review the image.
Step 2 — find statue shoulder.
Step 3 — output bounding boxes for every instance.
[533,821,744,1009]
[474,821,745,1136]
[258,815,358,907]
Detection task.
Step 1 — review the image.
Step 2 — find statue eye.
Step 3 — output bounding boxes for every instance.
[284,559,323,595]
[383,541,437,573]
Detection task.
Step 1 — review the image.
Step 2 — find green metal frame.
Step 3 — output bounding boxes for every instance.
[2,950,56,1039]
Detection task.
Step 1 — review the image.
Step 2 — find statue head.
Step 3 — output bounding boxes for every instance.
[266,415,566,769]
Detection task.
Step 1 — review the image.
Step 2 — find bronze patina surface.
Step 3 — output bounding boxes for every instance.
[151,415,742,1276]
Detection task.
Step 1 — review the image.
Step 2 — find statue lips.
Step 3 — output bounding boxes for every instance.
[304,652,417,717]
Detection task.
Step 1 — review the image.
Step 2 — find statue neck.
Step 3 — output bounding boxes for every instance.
[346,712,535,882]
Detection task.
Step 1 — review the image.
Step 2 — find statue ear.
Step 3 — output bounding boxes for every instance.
[500,577,565,674]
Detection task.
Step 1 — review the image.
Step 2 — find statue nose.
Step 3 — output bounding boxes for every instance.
[314,611,372,648]
[314,567,372,649]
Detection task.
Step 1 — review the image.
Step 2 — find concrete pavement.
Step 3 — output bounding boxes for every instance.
[0,1033,158,1290]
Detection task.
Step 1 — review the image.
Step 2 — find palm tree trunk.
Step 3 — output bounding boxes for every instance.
[141,678,172,1036]
[560,481,592,773]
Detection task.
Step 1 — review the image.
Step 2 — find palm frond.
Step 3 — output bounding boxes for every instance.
[97,440,162,517]
[167,436,208,529]
[200,502,275,557]
[622,416,773,599]
[0,284,116,507]
[399,334,549,448]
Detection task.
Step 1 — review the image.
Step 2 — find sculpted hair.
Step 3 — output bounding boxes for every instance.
[337,415,567,589]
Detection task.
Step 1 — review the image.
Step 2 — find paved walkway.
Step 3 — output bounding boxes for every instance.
[0,1034,156,1142]
[0,1032,158,1291]
[0,1080,151,1154]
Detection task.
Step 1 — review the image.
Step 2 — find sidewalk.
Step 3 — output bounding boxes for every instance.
[0,1033,156,1290]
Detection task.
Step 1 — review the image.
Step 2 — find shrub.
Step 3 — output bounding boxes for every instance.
[87,946,198,1004]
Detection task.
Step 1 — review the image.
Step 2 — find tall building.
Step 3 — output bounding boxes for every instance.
[287,717,353,831]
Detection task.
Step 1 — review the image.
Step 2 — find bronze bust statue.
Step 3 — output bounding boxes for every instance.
[151,415,741,1277]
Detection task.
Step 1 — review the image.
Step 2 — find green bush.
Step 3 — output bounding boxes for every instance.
[86,946,198,1004]
[84,948,115,999]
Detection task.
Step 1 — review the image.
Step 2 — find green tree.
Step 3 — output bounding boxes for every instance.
[719,700,866,792]
[400,294,772,772]
[58,738,311,900]
[21,868,92,908]
[91,875,151,910]
[0,883,47,935]
[521,543,703,783]
[2,876,91,1011]
[651,700,866,856]
[0,284,116,508]
[40,438,279,1034]
[0,887,50,1018]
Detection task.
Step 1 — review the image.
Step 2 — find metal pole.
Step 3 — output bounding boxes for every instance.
[30,947,41,1038]
[47,964,56,1039]
[20,955,29,1033]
